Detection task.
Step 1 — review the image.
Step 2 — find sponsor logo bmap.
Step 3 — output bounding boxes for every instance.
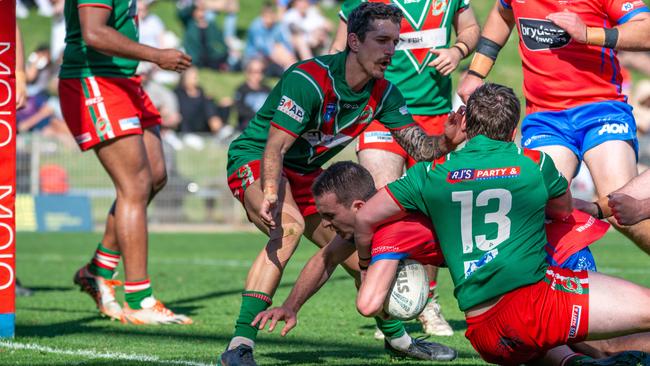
[568,305,582,338]
[278,96,305,123]
[598,123,629,135]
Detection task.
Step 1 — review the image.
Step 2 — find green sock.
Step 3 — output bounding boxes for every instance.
[124,279,153,309]
[565,354,592,366]
[374,317,406,339]
[233,291,272,342]
[88,242,120,279]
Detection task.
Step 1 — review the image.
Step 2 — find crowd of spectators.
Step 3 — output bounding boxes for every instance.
[15,0,650,167]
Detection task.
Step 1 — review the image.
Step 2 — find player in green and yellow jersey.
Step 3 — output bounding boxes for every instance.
[221,3,464,365]
[354,83,650,365]
[59,0,192,324]
[331,0,480,337]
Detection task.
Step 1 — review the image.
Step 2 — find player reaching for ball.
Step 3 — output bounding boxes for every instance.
[253,161,456,361]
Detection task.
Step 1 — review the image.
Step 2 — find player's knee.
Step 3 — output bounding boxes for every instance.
[279,220,305,242]
[119,169,153,203]
[151,169,168,194]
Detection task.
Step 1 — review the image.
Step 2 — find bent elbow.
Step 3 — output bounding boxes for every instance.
[82,29,102,50]
[356,296,382,318]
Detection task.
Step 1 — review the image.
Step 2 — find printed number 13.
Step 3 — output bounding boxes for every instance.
[451,189,512,254]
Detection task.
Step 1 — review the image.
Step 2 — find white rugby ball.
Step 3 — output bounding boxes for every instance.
[383,259,429,320]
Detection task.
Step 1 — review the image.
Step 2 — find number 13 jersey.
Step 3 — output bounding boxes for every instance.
[386,135,568,311]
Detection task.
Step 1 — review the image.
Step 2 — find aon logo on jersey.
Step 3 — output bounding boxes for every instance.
[598,123,629,135]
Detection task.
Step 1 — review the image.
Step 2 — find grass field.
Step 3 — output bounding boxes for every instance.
[2,231,649,365]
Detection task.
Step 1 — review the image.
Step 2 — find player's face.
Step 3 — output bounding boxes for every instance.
[355,20,399,79]
[315,192,358,240]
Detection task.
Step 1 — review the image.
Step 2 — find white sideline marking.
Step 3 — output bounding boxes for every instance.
[0,341,212,366]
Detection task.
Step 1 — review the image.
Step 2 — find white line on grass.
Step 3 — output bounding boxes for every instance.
[0,341,213,366]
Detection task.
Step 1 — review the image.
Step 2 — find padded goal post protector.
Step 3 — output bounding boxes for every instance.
[0,0,17,338]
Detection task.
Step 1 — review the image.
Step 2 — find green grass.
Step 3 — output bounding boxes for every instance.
[5,231,650,365]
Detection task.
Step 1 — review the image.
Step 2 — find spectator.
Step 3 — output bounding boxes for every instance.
[17,44,56,133]
[245,1,296,76]
[183,0,229,70]
[174,67,228,136]
[234,58,271,132]
[50,0,66,63]
[282,0,332,59]
[138,0,181,84]
[203,0,239,41]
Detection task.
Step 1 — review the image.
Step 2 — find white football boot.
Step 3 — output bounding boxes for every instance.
[73,265,123,320]
[121,296,193,325]
[418,294,453,336]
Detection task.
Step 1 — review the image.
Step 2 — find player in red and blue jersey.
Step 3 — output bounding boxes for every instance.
[457,0,650,255]
[253,161,457,362]
[220,4,464,365]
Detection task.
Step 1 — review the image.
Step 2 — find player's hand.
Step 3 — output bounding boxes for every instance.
[428,48,462,76]
[457,73,484,103]
[608,193,646,226]
[252,306,298,337]
[15,71,26,110]
[260,193,279,229]
[547,9,587,44]
[444,106,467,149]
[155,49,192,73]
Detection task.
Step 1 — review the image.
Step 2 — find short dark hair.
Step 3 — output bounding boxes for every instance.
[465,83,521,141]
[347,2,402,44]
[312,161,376,206]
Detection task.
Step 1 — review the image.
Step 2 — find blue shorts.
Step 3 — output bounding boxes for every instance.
[521,101,638,173]
[547,246,597,272]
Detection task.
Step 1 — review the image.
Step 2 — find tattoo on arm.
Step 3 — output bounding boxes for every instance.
[392,125,446,162]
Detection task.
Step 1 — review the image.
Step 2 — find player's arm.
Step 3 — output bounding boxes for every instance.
[355,188,406,268]
[356,259,398,317]
[252,235,356,336]
[329,18,348,54]
[457,1,515,102]
[391,110,465,162]
[546,189,573,221]
[429,7,480,76]
[79,6,191,71]
[15,24,26,110]
[260,125,297,228]
[547,10,650,51]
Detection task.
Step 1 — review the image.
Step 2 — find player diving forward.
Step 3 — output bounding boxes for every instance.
[220,3,463,365]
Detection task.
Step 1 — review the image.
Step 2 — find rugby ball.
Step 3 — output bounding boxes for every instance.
[383,259,429,320]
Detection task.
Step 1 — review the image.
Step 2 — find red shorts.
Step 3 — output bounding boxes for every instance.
[371,213,444,266]
[227,160,322,217]
[357,114,448,168]
[59,76,161,151]
[465,267,590,366]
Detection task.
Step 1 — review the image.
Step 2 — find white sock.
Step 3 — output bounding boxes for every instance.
[228,337,255,351]
[387,333,412,351]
